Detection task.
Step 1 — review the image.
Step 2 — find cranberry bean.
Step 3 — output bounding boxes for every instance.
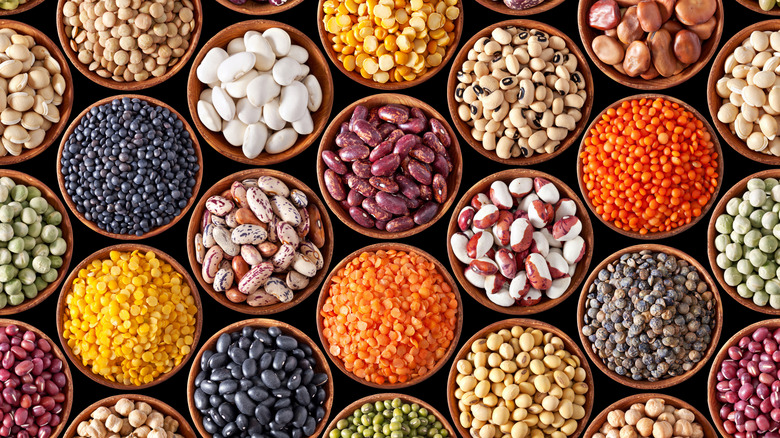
[588,0,620,30]
[375,192,409,216]
[339,122,350,134]
[352,119,382,146]
[673,29,701,64]
[378,104,409,124]
[398,117,426,134]
[375,220,387,230]
[338,145,370,162]
[395,175,420,200]
[335,131,364,148]
[367,107,381,126]
[349,105,367,131]
[321,150,347,175]
[406,160,432,185]
[422,132,447,156]
[623,40,651,76]
[429,118,451,147]
[361,198,393,221]
[413,202,438,225]
[348,206,375,228]
[431,154,452,178]
[401,194,422,210]
[385,216,415,233]
[432,174,447,204]
[323,169,347,201]
[345,174,377,198]
[371,153,401,177]
[377,122,395,139]
[346,189,365,207]
[409,145,435,163]
[352,160,372,178]
[369,176,399,193]
[637,0,662,32]
[393,134,420,160]
[420,185,433,201]
[369,139,394,162]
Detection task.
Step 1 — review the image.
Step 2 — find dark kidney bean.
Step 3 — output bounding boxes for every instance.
[375,192,409,216]
[431,153,452,177]
[402,194,422,210]
[375,220,388,230]
[413,201,439,225]
[338,145,370,162]
[338,122,349,135]
[386,216,415,233]
[349,105,367,131]
[361,198,393,221]
[369,140,394,162]
[406,160,433,185]
[335,132,364,148]
[409,145,435,163]
[395,174,421,199]
[432,174,448,204]
[351,160,372,179]
[348,206,375,228]
[378,104,410,124]
[429,118,451,147]
[346,189,365,207]
[393,134,420,160]
[323,170,347,201]
[370,153,401,177]
[366,107,381,127]
[368,176,399,193]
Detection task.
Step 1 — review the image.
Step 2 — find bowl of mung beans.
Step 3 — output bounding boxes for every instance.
[56,244,203,390]
[215,0,304,15]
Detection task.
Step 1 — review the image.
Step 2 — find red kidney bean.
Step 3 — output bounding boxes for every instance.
[367,107,381,127]
[345,174,377,198]
[588,0,620,30]
[362,198,393,221]
[323,169,347,201]
[338,145,370,162]
[429,118,451,147]
[385,216,414,233]
[348,206,375,228]
[346,189,365,207]
[353,119,382,146]
[369,176,399,193]
[406,160,432,185]
[422,132,447,156]
[321,150,347,174]
[369,139,394,162]
[371,153,401,177]
[339,122,350,134]
[395,174,420,200]
[393,134,419,160]
[398,117,426,134]
[375,192,409,216]
[413,201,438,225]
[349,105,367,131]
[352,160,372,178]
[335,131,364,148]
[375,220,387,230]
[377,122,395,139]
[378,104,409,124]
[432,174,447,203]
[420,185,433,201]
[431,154,452,178]
[409,145,435,163]
[402,194,422,210]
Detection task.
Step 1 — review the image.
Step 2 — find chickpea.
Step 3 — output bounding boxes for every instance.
[619,425,638,438]
[652,421,673,438]
[91,407,111,421]
[146,412,164,429]
[636,418,654,437]
[128,410,148,428]
[644,399,665,418]
[105,414,123,433]
[115,399,134,416]
[608,410,627,428]
[625,409,643,426]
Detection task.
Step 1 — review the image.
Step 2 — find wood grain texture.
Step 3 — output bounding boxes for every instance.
[185,168,334,315]
[576,243,723,390]
[214,0,303,15]
[446,168,594,315]
[186,19,334,166]
[316,243,463,389]
[55,243,203,390]
[56,94,203,240]
[446,19,595,166]
[0,0,44,16]
[316,93,463,239]
[576,93,724,240]
[186,318,333,438]
[577,0,724,90]
[473,0,564,16]
[735,0,780,16]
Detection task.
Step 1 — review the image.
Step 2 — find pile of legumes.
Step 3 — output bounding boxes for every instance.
[0,0,26,10]
[320,248,458,385]
[591,398,706,438]
[715,30,780,157]
[74,398,185,438]
[61,249,198,386]
[229,0,290,5]
[328,398,450,438]
[491,0,547,10]
[587,0,717,79]
[453,26,587,160]
[60,97,199,237]
[192,325,329,437]
[714,177,780,309]
[580,96,719,235]
[61,0,197,83]
[195,28,323,159]
[450,176,587,308]
[194,175,326,307]
[755,0,780,11]
[582,249,717,382]
[320,0,460,85]
[453,324,589,438]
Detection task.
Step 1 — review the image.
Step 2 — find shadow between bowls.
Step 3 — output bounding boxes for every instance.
[316,242,463,389]
[63,394,197,438]
[215,0,303,15]
[446,168,594,315]
[316,0,463,90]
[446,19,595,166]
[473,0,565,16]
[55,0,202,90]
[56,94,203,240]
[0,170,73,315]
[735,0,780,16]
[576,243,723,390]
[316,93,463,239]
[577,0,724,90]
[707,20,780,165]
[0,0,44,16]
[576,93,724,240]
[583,393,718,438]
[446,318,594,438]
[0,19,74,166]
[55,243,203,391]
[186,318,334,438]
[185,168,334,315]
[186,19,334,166]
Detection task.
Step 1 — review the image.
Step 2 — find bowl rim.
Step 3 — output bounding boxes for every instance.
[0,0,45,16]
[473,0,565,16]
[214,0,304,15]
[734,0,780,15]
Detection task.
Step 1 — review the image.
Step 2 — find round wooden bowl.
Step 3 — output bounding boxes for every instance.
[446,168,594,315]
[0,170,73,315]
[316,243,463,389]
[447,318,595,438]
[576,93,724,240]
[0,20,74,165]
[583,393,717,438]
[55,243,203,390]
[323,393,457,438]
[474,0,564,16]
[577,0,724,90]
[215,0,303,15]
[736,0,780,15]
[0,0,44,16]
[317,93,462,239]
[186,19,334,166]
[447,19,595,166]
[316,0,463,90]
[707,20,780,164]
[577,243,723,390]
[56,94,203,240]
[186,168,334,315]
[63,394,196,438]
[55,0,202,90]
[187,318,334,438]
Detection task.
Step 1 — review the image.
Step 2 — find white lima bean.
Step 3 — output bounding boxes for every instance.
[195,28,323,158]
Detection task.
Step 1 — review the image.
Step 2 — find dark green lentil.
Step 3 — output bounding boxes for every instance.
[329,398,449,438]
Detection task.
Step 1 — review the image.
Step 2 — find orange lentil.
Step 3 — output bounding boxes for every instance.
[320,249,458,385]
[580,97,719,235]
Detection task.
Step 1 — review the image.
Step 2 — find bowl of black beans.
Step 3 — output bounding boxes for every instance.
[187,318,333,438]
[57,95,203,239]
[577,244,723,390]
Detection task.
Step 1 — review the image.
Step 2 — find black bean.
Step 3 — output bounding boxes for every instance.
[238,336,252,350]
[260,352,273,370]
[230,346,248,364]
[286,372,301,391]
[235,414,249,430]
[209,395,222,408]
[314,406,325,422]
[291,429,302,438]
[272,388,291,398]
[312,373,328,386]
[194,389,209,411]
[216,333,232,353]
[249,340,265,359]
[242,358,258,377]
[235,391,257,416]
[292,406,307,428]
[239,379,253,391]
[254,404,271,423]
[195,370,207,386]
[219,403,237,422]
[255,329,272,344]
[268,327,281,338]
[272,351,287,370]
[201,380,218,395]
[209,353,229,369]
[283,357,298,373]
[275,335,298,351]
[201,350,214,370]
[223,422,239,437]
[223,393,235,404]
[210,408,227,427]
[275,407,294,426]
[211,368,232,382]
[273,398,291,409]
[219,379,238,394]
[303,417,316,435]
[270,431,290,438]
[261,370,281,389]
[294,387,311,406]
[203,417,219,434]
[301,369,313,385]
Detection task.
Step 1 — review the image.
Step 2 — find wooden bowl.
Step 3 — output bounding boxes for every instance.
[447,318,594,438]
[187,318,333,438]
[316,0,463,90]
[317,93,463,239]
[215,0,303,15]
[186,19,334,166]
[577,244,723,390]
[583,393,717,438]
[0,0,44,16]
[63,394,196,438]
[323,393,457,438]
[0,20,73,165]
[186,168,334,315]
[0,170,73,315]
[316,243,463,389]
[55,0,202,90]
[707,20,780,164]
[577,0,724,90]
[473,0,564,16]
[447,19,595,166]
[736,0,780,16]
[56,94,203,240]
[576,93,724,240]
[446,168,594,315]
[55,243,203,390]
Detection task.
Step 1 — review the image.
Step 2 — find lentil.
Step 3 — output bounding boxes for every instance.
[74,398,185,438]
[593,398,704,438]
[328,397,450,438]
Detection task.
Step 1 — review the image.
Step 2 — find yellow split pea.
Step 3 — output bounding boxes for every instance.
[62,250,198,386]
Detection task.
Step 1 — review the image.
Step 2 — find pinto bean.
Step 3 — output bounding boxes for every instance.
[623,40,652,76]
[673,29,701,64]
[647,29,676,77]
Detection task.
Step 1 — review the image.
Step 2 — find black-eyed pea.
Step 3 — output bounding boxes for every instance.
[486,119,501,132]
[496,136,513,159]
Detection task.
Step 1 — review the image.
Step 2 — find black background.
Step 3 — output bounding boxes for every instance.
[1,0,775,434]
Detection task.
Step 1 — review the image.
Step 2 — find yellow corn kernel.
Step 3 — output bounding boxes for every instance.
[363,35,379,53]
[337,3,350,14]
[392,68,404,82]
[356,52,370,67]
[427,12,443,30]
[374,27,388,39]
[408,16,425,32]
[413,38,427,53]
[426,52,442,67]
[376,45,389,56]
[359,67,372,78]
[345,0,359,13]
[342,45,356,55]
[343,54,357,71]
[380,17,396,28]
[373,3,393,18]
[395,8,409,24]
